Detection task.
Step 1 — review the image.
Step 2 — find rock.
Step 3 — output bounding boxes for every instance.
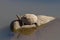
[10,14,55,37]
[10,14,55,30]
[36,15,55,26]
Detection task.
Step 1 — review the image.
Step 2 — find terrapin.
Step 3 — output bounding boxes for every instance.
[21,14,38,25]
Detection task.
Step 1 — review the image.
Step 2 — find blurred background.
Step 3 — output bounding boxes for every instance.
[0,0,60,40]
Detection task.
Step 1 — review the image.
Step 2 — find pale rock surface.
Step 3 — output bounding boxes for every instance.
[37,15,55,26]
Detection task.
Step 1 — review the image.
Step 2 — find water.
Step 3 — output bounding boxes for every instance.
[0,0,60,40]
